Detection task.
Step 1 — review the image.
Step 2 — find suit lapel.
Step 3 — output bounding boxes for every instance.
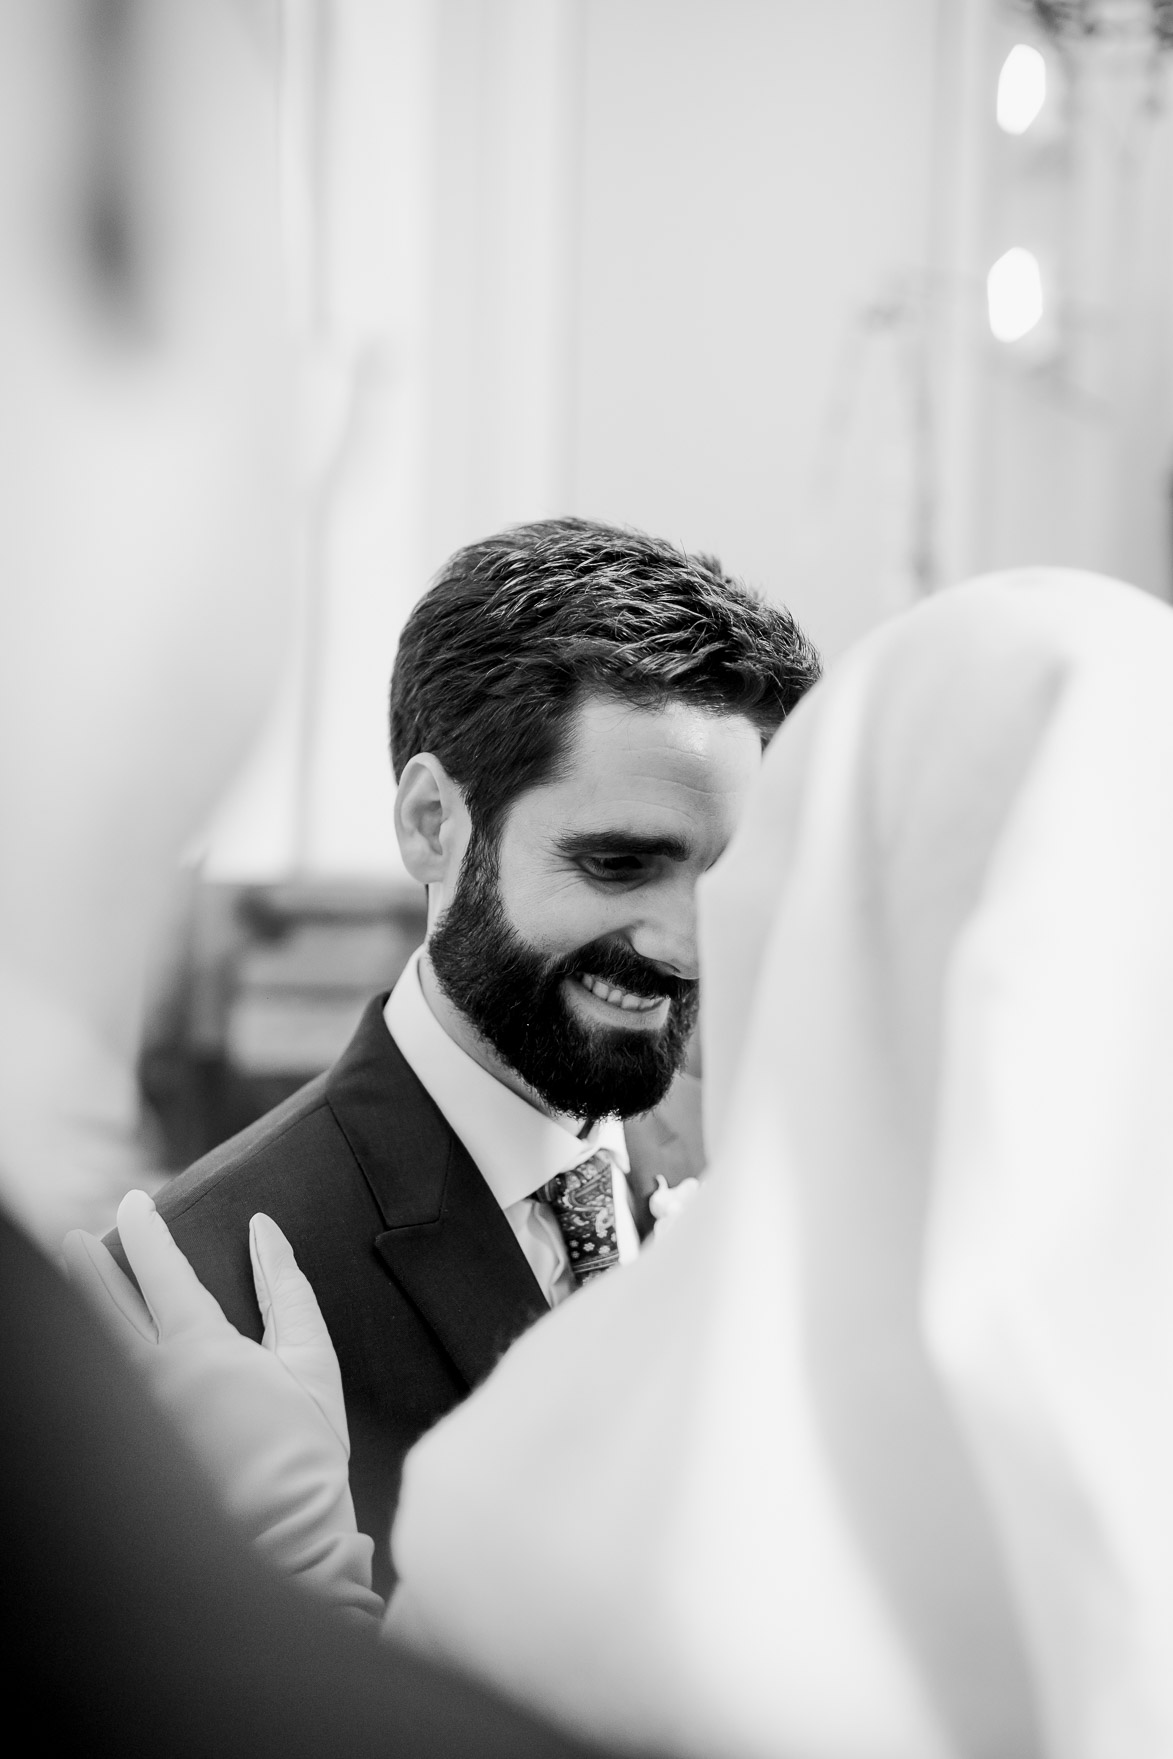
[326,996,548,1389]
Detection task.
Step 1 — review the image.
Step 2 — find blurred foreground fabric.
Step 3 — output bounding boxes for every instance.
[0,1196,635,1759]
[387,570,1173,1759]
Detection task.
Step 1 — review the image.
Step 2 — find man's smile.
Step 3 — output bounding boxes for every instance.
[563,973,671,1031]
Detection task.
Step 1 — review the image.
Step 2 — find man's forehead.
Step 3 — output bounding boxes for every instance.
[563,692,725,757]
[505,694,764,843]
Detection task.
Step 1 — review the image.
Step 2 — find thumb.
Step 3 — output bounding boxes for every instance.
[63,1228,158,1358]
[249,1212,350,1455]
[115,1190,232,1341]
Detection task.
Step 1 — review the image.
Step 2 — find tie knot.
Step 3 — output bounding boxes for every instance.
[539,1146,614,1204]
[539,1149,620,1286]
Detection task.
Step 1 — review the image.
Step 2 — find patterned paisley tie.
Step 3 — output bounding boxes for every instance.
[538,1149,620,1287]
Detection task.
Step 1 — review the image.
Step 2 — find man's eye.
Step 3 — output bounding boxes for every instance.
[579,855,646,882]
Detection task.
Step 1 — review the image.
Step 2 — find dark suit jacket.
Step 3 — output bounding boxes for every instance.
[109,994,550,1590]
[109,994,705,1593]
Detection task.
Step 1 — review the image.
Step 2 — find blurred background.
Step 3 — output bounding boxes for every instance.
[8,0,1173,1230]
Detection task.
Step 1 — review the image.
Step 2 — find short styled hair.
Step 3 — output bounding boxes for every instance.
[389,517,821,837]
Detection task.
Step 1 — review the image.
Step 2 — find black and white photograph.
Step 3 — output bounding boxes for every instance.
[4,4,1173,1755]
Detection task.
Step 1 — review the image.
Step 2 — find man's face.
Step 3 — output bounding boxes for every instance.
[427,695,764,1119]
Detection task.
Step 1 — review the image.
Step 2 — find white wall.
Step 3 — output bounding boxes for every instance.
[201,0,1173,882]
[567,0,939,659]
[206,0,441,880]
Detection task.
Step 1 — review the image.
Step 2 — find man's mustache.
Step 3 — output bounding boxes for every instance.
[553,937,697,1005]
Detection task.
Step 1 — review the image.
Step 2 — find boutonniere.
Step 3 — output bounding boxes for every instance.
[649,1173,700,1233]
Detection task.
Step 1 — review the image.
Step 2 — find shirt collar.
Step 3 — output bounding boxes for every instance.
[383,948,627,1212]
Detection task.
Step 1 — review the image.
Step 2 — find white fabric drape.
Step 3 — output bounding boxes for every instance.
[387,569,1173,1759]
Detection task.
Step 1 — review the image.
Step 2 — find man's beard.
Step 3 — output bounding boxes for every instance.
[427,833,698,1121]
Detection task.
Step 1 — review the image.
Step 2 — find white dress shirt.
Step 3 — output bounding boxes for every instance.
[383,949,638,1307]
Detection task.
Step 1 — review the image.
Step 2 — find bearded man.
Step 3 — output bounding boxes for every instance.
[116,517,819,1579]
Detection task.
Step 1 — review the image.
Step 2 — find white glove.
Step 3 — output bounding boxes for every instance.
[64,1190,383,1623]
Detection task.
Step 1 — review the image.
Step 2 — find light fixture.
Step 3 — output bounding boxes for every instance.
[997,44,1047,134]
[987,248,1044,342]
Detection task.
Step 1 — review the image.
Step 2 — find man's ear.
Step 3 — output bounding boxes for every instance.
[394,753,470,888]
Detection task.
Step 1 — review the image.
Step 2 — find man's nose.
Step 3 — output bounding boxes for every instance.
[626,880,699,982]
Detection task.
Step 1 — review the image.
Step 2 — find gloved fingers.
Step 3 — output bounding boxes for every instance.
[249,1211,351,1455]
[63,1228,159,1353]
[116,1189,232,1340]
[249,1212,326,1353]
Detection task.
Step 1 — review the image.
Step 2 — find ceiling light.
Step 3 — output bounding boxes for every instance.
[987,248,1044,342]
[997,44,1047,134]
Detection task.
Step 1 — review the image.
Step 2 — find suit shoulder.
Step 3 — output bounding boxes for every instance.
[159,1071,337,1216]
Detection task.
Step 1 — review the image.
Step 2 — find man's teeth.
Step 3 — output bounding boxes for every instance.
[576,973,664,1012]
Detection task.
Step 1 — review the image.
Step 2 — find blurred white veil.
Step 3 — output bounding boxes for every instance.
[388,569,1173,1759]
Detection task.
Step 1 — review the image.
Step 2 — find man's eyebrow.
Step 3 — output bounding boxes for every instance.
[554,830,692,862]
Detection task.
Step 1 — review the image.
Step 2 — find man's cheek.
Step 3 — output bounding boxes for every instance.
[508,867,612,933]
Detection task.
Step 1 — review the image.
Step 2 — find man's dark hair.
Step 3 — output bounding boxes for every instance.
[389,516,820,838]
